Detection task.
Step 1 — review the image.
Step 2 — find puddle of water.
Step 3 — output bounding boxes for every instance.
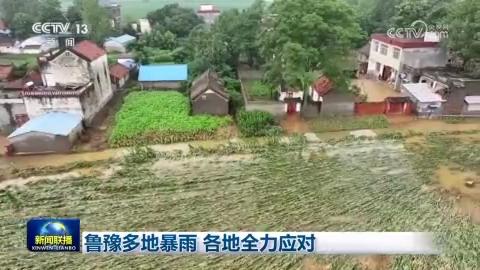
[436,166,480,196]
[436,165,480,223]
[281,114,310,134]
[353,79,404,102]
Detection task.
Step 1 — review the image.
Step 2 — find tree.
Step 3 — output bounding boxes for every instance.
[81,0,112,43]
[448,0,480,75]
[392,0,453,28]
[0,0,40,23]
[11,13,35,39]
[259,0,362,90]
[66,5,83,24]
[147,4,203,38]
[237,0,266,66]
[38,0,65,23]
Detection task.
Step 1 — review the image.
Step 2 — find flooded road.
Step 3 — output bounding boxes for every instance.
[281,114,310,134]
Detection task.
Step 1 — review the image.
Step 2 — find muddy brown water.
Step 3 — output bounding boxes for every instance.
[436,165,480,223]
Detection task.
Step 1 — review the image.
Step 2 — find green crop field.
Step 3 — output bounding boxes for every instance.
[109,91,232,146]
[60,0,258,20]
[1,133,480,268]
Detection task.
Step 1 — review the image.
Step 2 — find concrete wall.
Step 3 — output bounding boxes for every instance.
[0,100,27,133]
[10,132,71,153]
[402,47,447,69]
[24,96,83,119]
[88,54,114,121]
[141,81,182,89]
[41,50,90,86]
[192,91,229,116]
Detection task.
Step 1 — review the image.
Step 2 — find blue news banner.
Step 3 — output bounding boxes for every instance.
[82,232,439,255]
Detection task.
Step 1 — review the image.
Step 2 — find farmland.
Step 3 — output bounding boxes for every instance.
[60,0,258,20]
[109,91,232,146]
[1,132,480,269]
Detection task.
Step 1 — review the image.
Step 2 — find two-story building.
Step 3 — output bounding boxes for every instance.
[27,40,113,125]
[367,34,448,90]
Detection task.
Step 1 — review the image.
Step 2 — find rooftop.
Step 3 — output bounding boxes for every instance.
[8,112,82,138]
[72,40,106,61]
[107,34,136,45]
[402,83,444,103]
[138,64,188,82]
[190,69,228,100]
[198,4,220,13]
[22,82,92,97]
[110,63,130,79]
[371,33,439,49]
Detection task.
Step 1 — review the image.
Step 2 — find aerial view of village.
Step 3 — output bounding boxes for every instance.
[0,0,479,268]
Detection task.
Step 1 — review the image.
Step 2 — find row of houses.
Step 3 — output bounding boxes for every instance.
[357,33,480,117]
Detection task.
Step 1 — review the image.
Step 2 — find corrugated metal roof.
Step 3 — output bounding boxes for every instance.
[138,64,188,82]
[8,112,82,138]
[113,34,136,45]
[465,96,480,104]
[402,83,444,103]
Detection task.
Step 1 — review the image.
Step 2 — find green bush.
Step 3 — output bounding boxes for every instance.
[250,81,274,98]
[224,77,242,92]
[228,89,245,113]
[236,110,280,137]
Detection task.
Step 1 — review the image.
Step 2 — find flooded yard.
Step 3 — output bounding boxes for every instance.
[353,79,405,102]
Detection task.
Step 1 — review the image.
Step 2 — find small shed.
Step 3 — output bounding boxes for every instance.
[7,112,83,154]
[110,63,130,90]
[138,64,188,89]
[402,83,444,117]
[190,70,229,115]
[104,34,136,53]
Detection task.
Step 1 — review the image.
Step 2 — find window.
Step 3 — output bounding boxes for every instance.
[374,41,379,52]
[375,62,381,72]
[393,48,400,59]
[380,44,388,55]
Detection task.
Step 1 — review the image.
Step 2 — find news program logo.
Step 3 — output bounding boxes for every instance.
[27,218,80,252]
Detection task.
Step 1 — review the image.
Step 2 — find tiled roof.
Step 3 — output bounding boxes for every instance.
[109,63,129,79]
[190,70,228,100]
[72,40,106,61]
[371,34,439,49]
[0,35,14,46]
[0,64,13,80]
[3,70,43,90]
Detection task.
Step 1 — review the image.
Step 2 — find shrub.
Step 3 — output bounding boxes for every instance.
[224,77,242,92]
[228,89,245,114]
[250,81,274,98]
[236,110,280,137]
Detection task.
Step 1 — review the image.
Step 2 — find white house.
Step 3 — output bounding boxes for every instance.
[197,4,221,25]
[26,40,113,125]
[137,19,152,34]
[104,34,136,53]
[367,34,447,90]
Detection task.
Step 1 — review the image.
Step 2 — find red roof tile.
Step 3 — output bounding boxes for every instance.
[0,64,13,80]
[109,63,129,79]
[4,79,24,90]
[371,34,439,49]
[72,40,106,61]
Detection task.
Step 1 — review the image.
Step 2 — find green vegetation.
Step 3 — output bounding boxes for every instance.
[236,110,281,137]
[109,91,231,146]
[1,134,480,268]
[245,81,274,99]
[309,115,390,133]
[0,54,38,69]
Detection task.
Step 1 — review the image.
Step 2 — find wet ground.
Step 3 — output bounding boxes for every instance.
[353,79,405,102]
[280,114,310,134]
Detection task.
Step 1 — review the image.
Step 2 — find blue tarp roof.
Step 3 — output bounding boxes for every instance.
[138,64,188,82]
[8,112,82,138]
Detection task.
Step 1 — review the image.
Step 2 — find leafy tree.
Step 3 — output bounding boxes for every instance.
[448,0,480,74]
[0,0,40,23]
[259,0,362,91]
[81,0,112,43]
[237,0,265,66]
[147,4,203,38]
[392,0,453,28]
[66,5,83,24]
[11,13,35,39]
[39,0,65,23]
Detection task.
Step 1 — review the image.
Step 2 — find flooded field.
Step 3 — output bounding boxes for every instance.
[0,134,480,269]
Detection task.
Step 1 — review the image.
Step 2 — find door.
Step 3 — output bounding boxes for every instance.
[287,101,297,114]
[382,66,392,81]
